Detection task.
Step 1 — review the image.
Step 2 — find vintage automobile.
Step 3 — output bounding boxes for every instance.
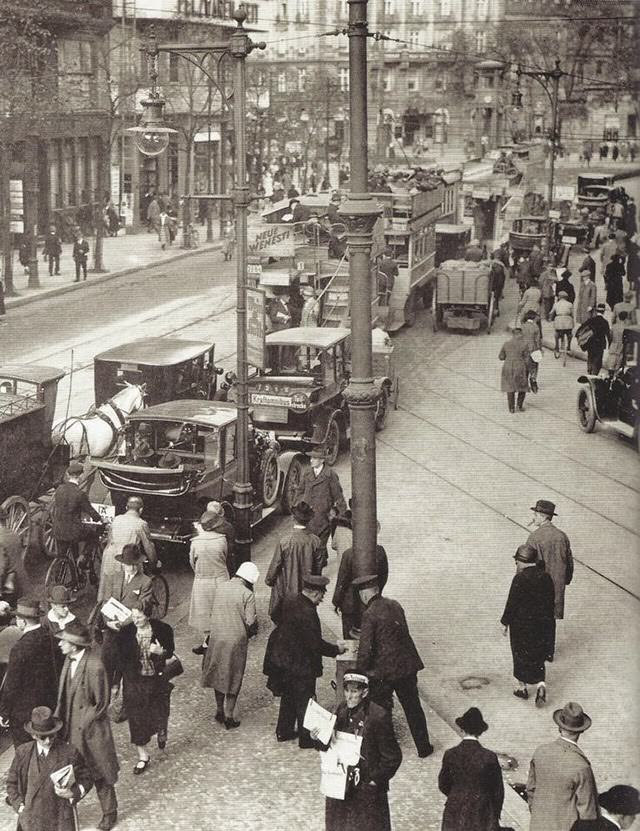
[435,223,471,268]
[576,325,639,450]
[432,259,495,333]
[90,400,301,547]
[94,338,222,407]
[508,215,546,258]
[247,327,394,466]
[576,173,613,212]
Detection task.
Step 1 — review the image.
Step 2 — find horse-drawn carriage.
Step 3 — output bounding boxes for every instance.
[0,364,68,558]
[432,259,495,333]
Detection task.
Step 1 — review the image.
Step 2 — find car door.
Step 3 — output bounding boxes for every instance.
[618,335,639,427]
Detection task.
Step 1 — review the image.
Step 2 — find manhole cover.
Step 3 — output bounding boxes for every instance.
[459,675,490,690]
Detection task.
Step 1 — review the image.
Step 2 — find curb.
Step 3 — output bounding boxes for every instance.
[5,242,221,311]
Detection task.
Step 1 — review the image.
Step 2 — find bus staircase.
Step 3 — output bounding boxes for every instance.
[316,256,351,327]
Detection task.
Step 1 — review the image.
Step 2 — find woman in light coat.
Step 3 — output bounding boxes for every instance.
[517,283,541,324]
[498,327,530,413]
[549,291,574,357]
[188,510,229,654]
[201,562,258,729]
[575,272,597,325]
[606,310,629,371]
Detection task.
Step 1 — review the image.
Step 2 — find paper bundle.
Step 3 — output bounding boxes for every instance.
[319,731,363,800]
[101,597,132,625]
[50,764,75,788]
[303,699,336,747]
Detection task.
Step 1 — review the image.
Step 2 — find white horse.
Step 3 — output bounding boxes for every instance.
[52,383,146,459]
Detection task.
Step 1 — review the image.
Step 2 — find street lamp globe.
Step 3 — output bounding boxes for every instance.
[127,94,177,157]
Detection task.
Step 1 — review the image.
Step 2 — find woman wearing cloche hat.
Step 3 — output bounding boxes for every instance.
[189,510,229,656]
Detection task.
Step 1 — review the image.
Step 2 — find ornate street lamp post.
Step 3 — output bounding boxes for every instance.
[129,12,265,564]
[338,0,381,578]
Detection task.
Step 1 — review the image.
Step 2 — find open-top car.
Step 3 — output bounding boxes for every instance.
[577,325,639,450]
[94,338,222,407]
[248,327,394,465]
[90,400,299,547]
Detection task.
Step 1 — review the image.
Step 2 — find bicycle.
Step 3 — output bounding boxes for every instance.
[45,520,106,595]
[144,560,170,620]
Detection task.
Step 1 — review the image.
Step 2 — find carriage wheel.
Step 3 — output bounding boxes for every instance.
[150,574,170,619]
[281,456,306,514]
[1,496,32,564]
[260,448,280,508]
[487,294,495,334]
[40,503,59,560]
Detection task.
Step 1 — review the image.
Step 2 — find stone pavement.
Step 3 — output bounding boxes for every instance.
[3,226,221,311]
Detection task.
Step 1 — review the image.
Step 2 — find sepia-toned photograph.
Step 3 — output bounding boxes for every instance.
[0,0,638,828]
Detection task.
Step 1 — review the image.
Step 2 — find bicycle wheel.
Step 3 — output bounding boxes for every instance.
[45,556,78,593]
[150,574,170,619]
[85,536,105,587]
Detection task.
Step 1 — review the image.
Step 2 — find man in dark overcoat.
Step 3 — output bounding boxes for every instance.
[294,448,347,557]
[332,539,388,639]
[0,599,58,746]
[265,502,325,623]
[355,575,433,757]
[6,706,93,831]
[43,227,62,276]
[322,673,402,831]
[438,707,504,831]
[526,499,573,661]
[570,785,640,830]
[584,304,611,375]
[578,248,597,282]
[72,235,89,282]
[55,622,119,831]
[263,574,345,747]
[52,460,103,561]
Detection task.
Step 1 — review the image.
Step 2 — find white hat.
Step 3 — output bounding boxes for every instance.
[236,562,260,584]
[343,673,369,686]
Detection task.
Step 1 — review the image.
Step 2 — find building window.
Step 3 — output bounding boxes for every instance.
[477,0,489,18]
[475,31,487,53]
[297,0,309,21]
[407,75,419,91]
[435,71,448,91]
[279,2,288,19]
[169,53,179,82]
[339,67,349,92]
[383,70,393,92]
[277,39,287,56]
[440,0,451,16]
[410,0,421,14]
[298,68,306,91]
[277,71,287,93]
[383,0,393,15]
[409,30,420,48]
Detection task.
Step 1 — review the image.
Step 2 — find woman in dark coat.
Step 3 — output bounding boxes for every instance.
[498,327,530,413]
[320,673,402,831]
[501,543,555,706]
[438,707,504,831]
[604,254,626,311]
[555,270,576,304]
[116,600,175,773]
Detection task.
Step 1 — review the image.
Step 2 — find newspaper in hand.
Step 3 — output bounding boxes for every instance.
[303,699,336,746]
[100,597,132,625]
[50,764,75,789]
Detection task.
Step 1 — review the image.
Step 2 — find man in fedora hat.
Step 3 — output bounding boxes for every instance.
[0,599,58,746]
[571,785,640,830]
[41,585,78,681]
[438,707,504,831]
[6,705,93,831]
[355,575,434,758]
[265,501,325,623]
[98,495,156,600]
[527,702,598,831]
[294,448,347,560]
[263,573,346,747]
[526,499,574,661]
[52,460,104,564]
[55,621,119,831]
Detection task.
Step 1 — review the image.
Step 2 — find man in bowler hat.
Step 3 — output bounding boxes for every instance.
[263,573,346,747]
[571,785,640,830]
[527,702,598,831]
[526,499,574,661]
[55,621,119,831]
[355,575,434,758]
[438,707,504,831]
[6,706,93,831]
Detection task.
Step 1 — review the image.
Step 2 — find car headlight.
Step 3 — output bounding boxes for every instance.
[290,393,310,411]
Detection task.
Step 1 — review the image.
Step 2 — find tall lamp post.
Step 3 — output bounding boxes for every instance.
[512,60,564,250]
[338,0,381,579]
[129,11,266,564]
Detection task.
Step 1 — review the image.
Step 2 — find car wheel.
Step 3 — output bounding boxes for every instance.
[324,418,341,466]
[375,387,389,431]
[259,448,280,507]
[281,456,306,514]
[577,388,597,433]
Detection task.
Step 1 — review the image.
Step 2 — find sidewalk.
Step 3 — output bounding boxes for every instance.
[4,226,221,311]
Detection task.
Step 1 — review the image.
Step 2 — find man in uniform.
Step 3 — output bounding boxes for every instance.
[52,461,104,562]
[527,702,598,831]
[526,499,573,661]
[294,448,347,560]
[263,574,346,747]
[55,621,119,831]
[355,575,434,758]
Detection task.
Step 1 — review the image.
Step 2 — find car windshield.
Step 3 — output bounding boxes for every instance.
[264,344,326,377]
[127,420,220,467]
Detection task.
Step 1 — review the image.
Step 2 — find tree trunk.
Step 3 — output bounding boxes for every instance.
[91,136,108,273]
[0,143,15,296]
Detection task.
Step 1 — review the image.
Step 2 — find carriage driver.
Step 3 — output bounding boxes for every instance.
[52,460,105,565]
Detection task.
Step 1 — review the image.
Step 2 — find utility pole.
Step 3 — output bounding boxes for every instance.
[338,0,381,579]
[206,70,213,243]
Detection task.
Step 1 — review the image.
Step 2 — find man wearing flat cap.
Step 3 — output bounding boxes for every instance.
[263,574,346,747]
[355,575,433,758]
[527,702,598,831]
[294,448,347,561]
[55,621,119,831]
[52,460,104,564]
[6,706,94,831]
[0,598,58,746]
[571,785,640,830]
[265,501,325,623]
[526,499,574,661]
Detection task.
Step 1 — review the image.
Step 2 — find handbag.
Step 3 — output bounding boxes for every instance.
[108,684,128,724]
[575,321,594,350]
[163,653,184,681]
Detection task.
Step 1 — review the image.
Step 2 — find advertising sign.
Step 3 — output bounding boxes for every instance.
[246,288,266,369]
[9,179,24,234]
[247,222,296,258]
[554,185,576,201]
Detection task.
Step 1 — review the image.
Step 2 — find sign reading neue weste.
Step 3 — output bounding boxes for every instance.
[247,222,296,258]
[246,288,266,369]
